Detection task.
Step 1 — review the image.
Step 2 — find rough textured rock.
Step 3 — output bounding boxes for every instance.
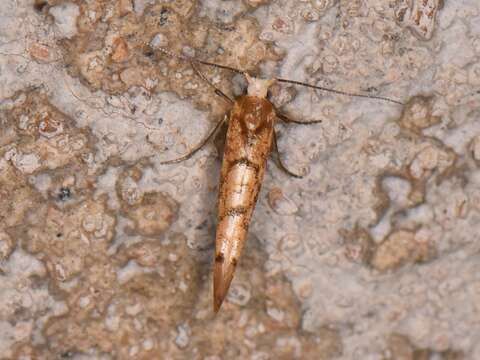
[1,0,479,359]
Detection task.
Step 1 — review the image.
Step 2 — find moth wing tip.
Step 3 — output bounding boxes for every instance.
[213,297,223,313]
[213,276,228,313]
[213,260,236,313]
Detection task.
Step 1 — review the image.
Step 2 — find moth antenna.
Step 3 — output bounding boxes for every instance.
[157,47,244,75]
[276,78,404,105]
[157,48,403,105]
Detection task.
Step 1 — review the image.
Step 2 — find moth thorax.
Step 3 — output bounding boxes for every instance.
[245,74,275,98]
[245,113,261,131]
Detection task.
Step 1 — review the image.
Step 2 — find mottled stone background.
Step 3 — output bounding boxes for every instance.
[0,0,479,359]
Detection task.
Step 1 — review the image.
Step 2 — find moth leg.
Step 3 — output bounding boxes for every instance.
[271,130,303,178]
[213,120,229,161]
[190,62,234,104]
[277,112,323,125]
[160,115,227,165]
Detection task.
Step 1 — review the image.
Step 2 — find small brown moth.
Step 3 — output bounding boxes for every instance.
[158,48,403,312]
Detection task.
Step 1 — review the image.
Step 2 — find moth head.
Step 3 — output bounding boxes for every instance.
[245,73,276,98]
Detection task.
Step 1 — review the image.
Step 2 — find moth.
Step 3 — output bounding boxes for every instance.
[158,48,403,312]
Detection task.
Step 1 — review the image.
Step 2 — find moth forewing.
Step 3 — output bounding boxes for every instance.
[213,78,277,312]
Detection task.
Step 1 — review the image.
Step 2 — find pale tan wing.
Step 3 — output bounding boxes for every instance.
[213,96,276,312]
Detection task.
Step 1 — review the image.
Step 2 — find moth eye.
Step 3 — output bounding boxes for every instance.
[232,74,248,97]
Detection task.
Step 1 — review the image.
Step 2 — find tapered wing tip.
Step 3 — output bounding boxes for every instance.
[213,296,223,313]
[213,275,229,313]
[213,261,235,313]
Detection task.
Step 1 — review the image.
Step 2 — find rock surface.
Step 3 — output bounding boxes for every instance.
[1,0,479,359]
